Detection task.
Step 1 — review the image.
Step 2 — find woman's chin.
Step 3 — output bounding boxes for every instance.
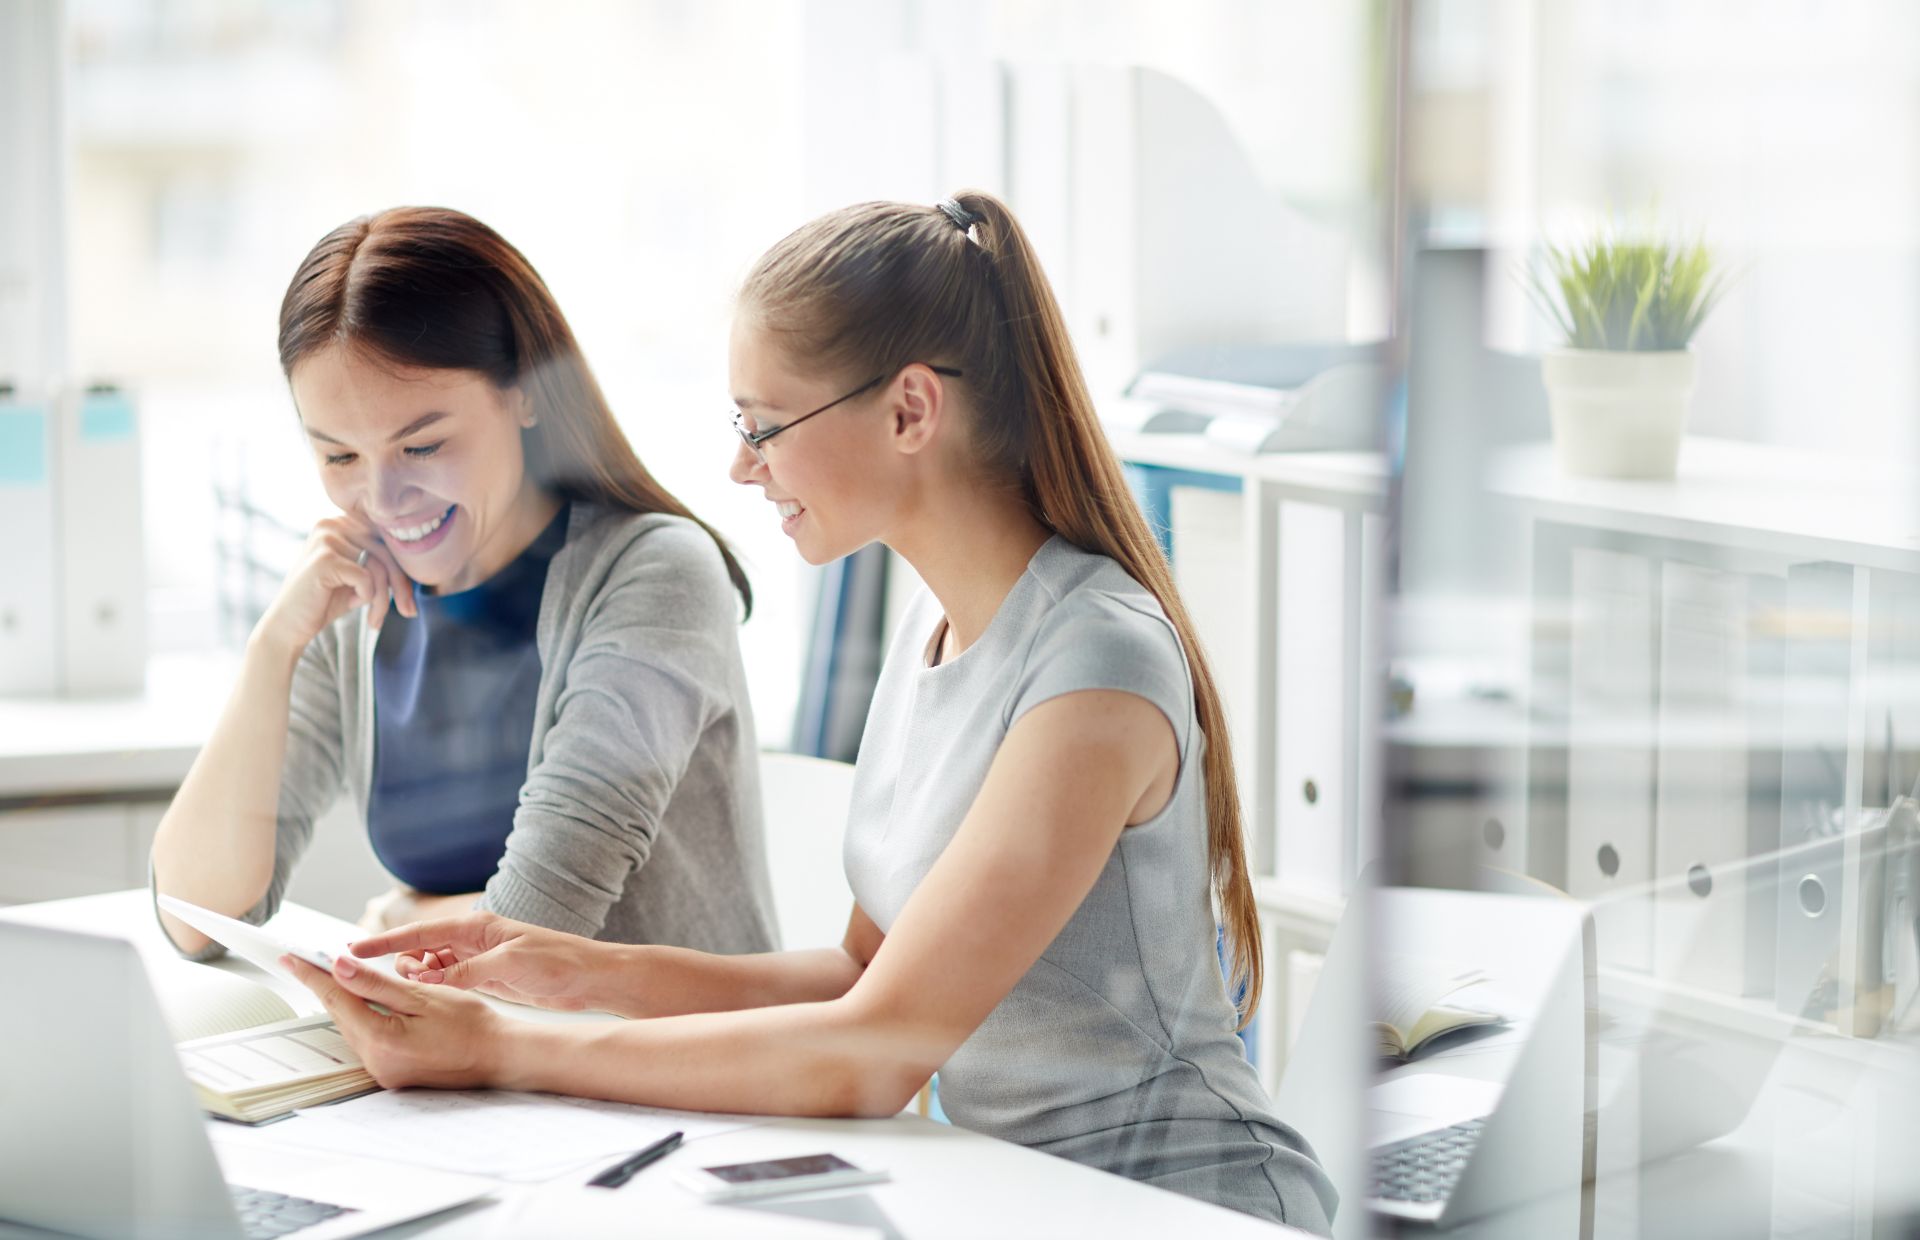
[795,531,872,568]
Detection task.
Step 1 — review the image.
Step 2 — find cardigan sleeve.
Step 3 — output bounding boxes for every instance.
[475,519,739,936]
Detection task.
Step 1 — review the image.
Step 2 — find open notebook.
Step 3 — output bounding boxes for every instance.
[1373,954,1504,1062]
[150,958,376,1123]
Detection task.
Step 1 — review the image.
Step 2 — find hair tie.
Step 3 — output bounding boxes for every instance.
[937,199,982,232]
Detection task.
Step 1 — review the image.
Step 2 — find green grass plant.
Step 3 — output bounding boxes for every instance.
[1525,225,1729,352]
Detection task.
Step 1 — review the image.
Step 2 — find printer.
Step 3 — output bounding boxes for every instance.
[1111,342,1385,454]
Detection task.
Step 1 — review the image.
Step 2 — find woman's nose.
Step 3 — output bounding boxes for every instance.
[728,438,765,486]
[367,462,421,514]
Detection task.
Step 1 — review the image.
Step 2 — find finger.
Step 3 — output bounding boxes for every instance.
[370,542,418,619]
[394,950,445,980]
[419,951,499,989]
[365,556,392,631]
[339,520,417,618]
[320,557,376,607]
[283,954,380,1034]
[352,915,484,960]
[328,954,430,1016]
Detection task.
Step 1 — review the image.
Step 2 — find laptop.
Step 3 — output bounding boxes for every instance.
[0,920,495,1240]
[1278,874,1786,1231]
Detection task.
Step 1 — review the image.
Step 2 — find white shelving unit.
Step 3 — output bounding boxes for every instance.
[1111,427,1390,1086]
[1484,435,1920,1039]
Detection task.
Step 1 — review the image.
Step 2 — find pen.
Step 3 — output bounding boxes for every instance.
[587,1131,684,1189]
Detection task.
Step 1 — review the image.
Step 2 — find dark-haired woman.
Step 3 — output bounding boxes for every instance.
[153,207,777,962]
[283,193,1336,1231]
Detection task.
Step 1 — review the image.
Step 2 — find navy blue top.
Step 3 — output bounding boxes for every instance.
[367,504,568,894]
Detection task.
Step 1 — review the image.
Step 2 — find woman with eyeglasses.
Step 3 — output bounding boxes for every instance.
[153,206,778,964]
[285,192,1336,1231]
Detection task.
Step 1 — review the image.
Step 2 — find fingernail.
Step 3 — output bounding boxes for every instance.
[336,955,358,977]
[419,970,444,984]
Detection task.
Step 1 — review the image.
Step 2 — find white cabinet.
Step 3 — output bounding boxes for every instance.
[0,803,152,904]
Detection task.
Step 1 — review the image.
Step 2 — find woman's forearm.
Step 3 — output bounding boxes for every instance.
[591,943,867,1019]
[498,995,931,1118]
[150,632,304,952]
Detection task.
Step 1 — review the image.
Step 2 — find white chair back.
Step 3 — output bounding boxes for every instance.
[757,750,857,950]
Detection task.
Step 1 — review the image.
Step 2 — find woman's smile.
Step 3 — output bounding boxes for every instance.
[380,504,458,552]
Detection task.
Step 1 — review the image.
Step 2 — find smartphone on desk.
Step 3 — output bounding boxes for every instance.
[675,1152,888,1201]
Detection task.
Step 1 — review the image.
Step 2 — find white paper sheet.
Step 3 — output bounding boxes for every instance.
[283,1089,771,1181]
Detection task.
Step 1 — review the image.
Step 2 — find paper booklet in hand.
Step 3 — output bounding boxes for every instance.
[151,893,377,1121]
[1374,955,1505,1062]
[147,954,378,1123]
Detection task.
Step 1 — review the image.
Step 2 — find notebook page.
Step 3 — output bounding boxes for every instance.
[1375,954,1487,1036]
[178,1014,361,1091]
[149,958,297,1043]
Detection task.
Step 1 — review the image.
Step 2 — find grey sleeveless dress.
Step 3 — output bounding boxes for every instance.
[842,536,1336,1232]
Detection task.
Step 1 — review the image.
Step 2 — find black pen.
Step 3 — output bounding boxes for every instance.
[587,1131,684,1189]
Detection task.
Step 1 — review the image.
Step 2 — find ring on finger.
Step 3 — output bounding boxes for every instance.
[356,548,371,568]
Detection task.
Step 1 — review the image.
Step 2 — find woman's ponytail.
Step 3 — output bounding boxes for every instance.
[740,190,1265,1025]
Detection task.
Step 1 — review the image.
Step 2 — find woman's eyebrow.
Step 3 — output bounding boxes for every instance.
[388,411,452,441]
[304,410,452,446]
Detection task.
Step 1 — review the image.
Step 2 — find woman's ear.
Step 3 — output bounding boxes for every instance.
[890,364,947,456]
[505,384,537,429]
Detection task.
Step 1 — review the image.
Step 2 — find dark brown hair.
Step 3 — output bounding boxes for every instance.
[740,191,1263,1025]
[278,206,751,616]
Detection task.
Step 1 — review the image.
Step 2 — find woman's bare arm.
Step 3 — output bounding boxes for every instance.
[296,689,1176,1117]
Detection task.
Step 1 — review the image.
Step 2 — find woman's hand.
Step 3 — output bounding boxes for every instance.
[351,911,616,1013]
[358,886,480,933]
[282,953,508,1091]
[255,515,418,659]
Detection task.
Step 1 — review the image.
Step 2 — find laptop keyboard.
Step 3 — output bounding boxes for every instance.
[1368,1116,1486,1205]
[229,1185,357,1239]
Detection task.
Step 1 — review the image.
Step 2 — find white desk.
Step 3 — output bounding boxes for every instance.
[0,891,1314,1239]
[0,650,238,802]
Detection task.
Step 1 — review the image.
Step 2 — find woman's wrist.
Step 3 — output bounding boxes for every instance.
[244,614,308,675]
[588,942,658,1019]
[489,1019,564,1091]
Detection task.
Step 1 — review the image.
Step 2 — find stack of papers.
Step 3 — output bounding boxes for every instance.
[179,1015,377,1123]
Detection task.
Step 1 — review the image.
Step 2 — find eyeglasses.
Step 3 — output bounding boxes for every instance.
[731,365,963,465]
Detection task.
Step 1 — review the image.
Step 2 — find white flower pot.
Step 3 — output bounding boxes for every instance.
[1540,348,1696,480]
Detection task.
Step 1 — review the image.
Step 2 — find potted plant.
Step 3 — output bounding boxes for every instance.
[1524,226,1729,479]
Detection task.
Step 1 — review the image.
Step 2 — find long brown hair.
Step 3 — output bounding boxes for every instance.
[277,206,751,616]
[740,192,1263,1025]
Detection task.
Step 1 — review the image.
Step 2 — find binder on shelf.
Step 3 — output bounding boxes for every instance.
[1835,566,1920,1037]
[1353,512,1387,877]
[1170,485,1252,799]
[1652,560,1773,995]
[0,385,60,696]
[793,543,889,763]
[1565,546,1658,972]
[1772,561,1879,1033]
[57,385,145,696]
[1275,499,1350,901]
